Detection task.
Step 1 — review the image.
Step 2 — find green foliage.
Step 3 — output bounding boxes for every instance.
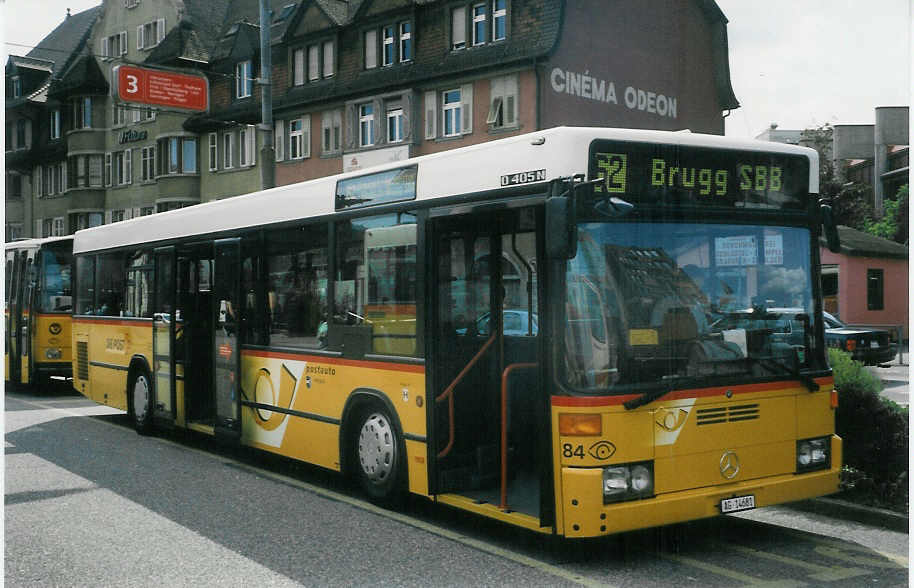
[829,348,908,510]
[801,125,875,232]
[864,184,908,245]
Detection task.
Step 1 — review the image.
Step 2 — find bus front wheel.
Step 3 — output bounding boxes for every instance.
[129,368,153,435]
[352,407,405,504]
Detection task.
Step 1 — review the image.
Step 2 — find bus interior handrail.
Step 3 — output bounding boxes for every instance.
[436,333,498,459]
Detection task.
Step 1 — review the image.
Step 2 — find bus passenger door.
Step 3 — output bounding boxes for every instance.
[153,247,176,422]
[20,251,37,385]
[6,250,24,384]
[213,238,241,440]
[430,207,545,519]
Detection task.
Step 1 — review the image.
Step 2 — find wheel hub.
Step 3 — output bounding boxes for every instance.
[133,375,149,422]
[358,413,395,483]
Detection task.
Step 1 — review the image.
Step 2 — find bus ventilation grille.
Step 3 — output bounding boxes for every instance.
[696,404,760,426]
[76,341,89,380]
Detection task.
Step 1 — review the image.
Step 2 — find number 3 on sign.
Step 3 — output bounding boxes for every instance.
[125,74,139,94]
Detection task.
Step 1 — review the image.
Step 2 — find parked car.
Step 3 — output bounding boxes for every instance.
[823,311,897,365]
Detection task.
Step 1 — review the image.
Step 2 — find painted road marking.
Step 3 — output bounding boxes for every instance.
[661,553,806,587]
[719,544,868,582]
[12,396,611,588]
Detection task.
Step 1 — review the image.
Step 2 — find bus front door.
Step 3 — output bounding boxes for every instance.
[6,250,24,385]
[153,247,176,423]
[431,207,545,519]
[212,238,241,440]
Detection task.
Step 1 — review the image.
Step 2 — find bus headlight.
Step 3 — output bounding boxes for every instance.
[45,348,62,360]
[796,437,830,472]
[603,461,654,504]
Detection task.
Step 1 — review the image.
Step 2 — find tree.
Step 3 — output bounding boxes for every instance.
[864,184,908,245]
[799,125,874,231]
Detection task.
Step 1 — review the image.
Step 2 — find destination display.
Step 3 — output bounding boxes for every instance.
[335,165,418,210]
[588,140,811,210]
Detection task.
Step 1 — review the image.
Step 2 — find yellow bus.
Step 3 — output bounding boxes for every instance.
[5,236,74,389]
[71,127,842,537]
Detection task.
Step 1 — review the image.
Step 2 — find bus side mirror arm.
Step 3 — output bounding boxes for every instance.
[819,199,841,253]
[546,179,578,259]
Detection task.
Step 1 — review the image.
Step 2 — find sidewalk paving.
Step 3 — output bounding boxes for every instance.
[867,344,909,406]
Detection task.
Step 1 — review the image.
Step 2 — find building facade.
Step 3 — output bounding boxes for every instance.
[6,0,739,239]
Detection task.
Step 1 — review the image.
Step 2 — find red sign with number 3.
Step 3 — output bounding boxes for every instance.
[115,65,208,112]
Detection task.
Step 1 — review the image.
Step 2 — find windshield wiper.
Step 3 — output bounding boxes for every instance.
[623,377,693,410]
[750,356,819,392]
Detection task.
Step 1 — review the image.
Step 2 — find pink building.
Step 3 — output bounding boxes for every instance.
[820,226,908,338]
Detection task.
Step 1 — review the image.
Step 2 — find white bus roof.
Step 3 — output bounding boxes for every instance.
[5,235,73,252]
[73,126,819,255]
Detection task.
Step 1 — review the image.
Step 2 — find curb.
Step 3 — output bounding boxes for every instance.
[786,497,909,533]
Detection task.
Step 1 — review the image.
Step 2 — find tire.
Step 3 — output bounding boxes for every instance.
[130,368,154,435]
[352,407,405,504]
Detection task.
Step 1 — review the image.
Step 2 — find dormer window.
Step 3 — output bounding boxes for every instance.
[235,60,253,98]
[101,32,128,59]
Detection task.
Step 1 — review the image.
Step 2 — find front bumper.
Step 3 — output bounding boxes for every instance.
[559,435,841,538]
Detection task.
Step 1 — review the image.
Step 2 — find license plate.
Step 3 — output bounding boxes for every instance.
[870,341,879,348]
[721,495,756,513]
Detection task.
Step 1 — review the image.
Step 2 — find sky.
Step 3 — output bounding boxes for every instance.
[2,0,911,139]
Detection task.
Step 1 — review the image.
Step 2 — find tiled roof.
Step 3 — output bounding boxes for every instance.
[48,53,109,97]
[27,6,101,77]
[821,225,909,260]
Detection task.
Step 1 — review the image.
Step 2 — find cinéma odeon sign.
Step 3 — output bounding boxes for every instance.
[550,67,678,120]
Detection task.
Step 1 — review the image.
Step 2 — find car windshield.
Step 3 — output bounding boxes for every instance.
[561,222,819,393]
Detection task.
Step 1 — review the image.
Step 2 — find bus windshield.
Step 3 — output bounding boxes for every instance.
[562,222,817,392]
[40,245,73,312]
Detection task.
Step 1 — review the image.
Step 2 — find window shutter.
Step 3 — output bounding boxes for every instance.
[424,91,436,140]
[344,104,356,150]
[35,219,42,238]
[302,115,311,158]
[105,211,112,224]
[461,83,473,134]
[126,148,132,183]
[101,37,109,58]
[137,25,144,49]
[402,92,413,142]
[157,18,166,44]
[133,207,141,218]
[248,125,257,165]
[120,32,127,55]
[61,162,67,191]
[105,153,112,187]
[35,166,42,197]
[274,119,284,161]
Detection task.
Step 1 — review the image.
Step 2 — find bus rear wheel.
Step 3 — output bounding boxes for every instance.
[353,408,405,504]
[130,368,153,435]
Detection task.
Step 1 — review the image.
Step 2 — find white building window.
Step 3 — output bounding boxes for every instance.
[288,117,310,159]
[387,107,404,143]
[52,217,65,236]
[442,89,462,137]
[399,22,412,62]
[73,97,92,129]
[492,0,506,41]
[114,104,129,127]
[487,74,518,128]
[137,18,165,49]
[239,125,257,166]
[472,3,486,46]
[101,31,128,58]
[382,26,395,66]
[181,138,197,173]
[208,133,218,170]
[141,146,155,181]
[451,6,466,50]
[114,149,132,185]
[322,110,342,154]
[223,133,233,168]
[359,103,375,147]
[364,30,377,69]
[50,110,61,140]
[235,60,253,98]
